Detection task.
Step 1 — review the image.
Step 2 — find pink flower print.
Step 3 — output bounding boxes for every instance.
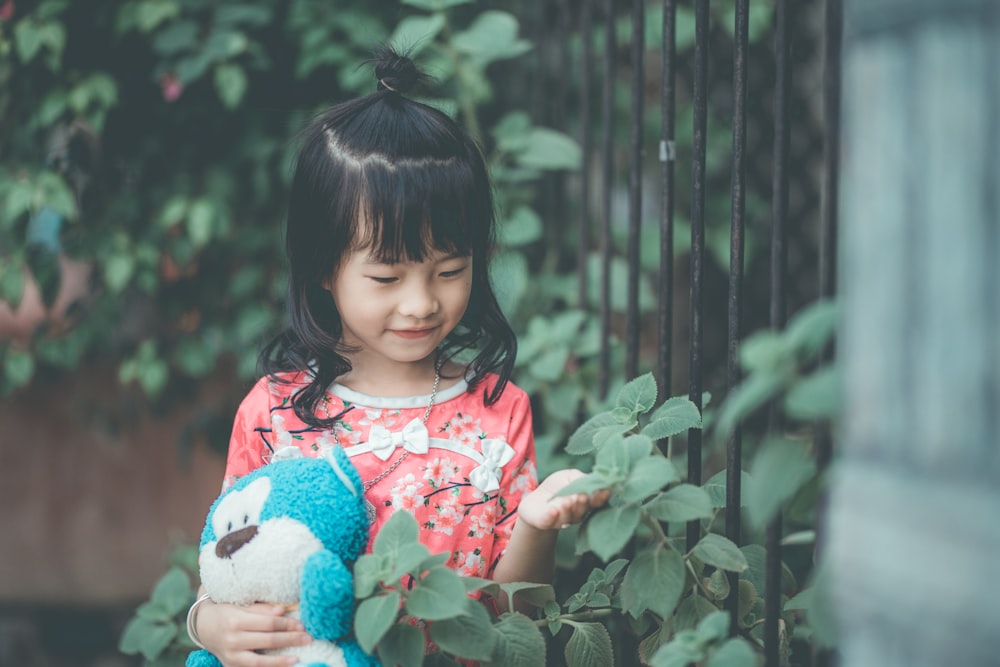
[160,72,183,102]
[423,456,458,488]
[511,460,538,494]
[430,504,463,536]
[446,413,483,448]
[455,549,486,577]
[390,473,425,514]
[469,505,498,538]
[359,408,398,430]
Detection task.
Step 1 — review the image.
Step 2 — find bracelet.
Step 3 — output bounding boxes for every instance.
[186,593,212,650]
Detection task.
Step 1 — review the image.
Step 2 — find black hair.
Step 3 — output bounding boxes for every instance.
[261,46,517,428]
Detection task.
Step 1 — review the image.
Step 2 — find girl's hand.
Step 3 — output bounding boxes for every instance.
[195,598,313,667]
[517,468,610,531]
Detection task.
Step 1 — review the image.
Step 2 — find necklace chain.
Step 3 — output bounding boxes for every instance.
[362,364,440,491]
[321,362,442,492]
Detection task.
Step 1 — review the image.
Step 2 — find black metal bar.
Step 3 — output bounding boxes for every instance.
[578,0,595,310]
[625,0,644,380]
[598,0,616,400]
[816,0,843,473]
[766,0,791,664]
[686,0,710,552]
[726,0,749,635]
[812,5,842,666]
[658,0,676,407]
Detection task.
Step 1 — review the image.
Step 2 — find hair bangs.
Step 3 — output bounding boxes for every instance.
[356,155,481,264]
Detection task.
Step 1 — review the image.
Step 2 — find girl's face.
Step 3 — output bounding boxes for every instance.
[325,245,473,374]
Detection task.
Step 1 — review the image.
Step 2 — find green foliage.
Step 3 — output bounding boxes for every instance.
[118,545,199,664]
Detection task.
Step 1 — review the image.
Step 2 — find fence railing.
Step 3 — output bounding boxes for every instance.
[530,1,842,664]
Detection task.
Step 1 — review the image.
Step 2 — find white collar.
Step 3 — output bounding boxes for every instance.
[326,378,468,409]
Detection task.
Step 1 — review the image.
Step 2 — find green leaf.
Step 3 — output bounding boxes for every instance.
[616,372,658,416]
[738,331,789,372]
[496,582,555,610]
[713,369,788,438]
[402,0,473,9]
[451,11,532,66]
[428,598,497,661]
[529,345,570,381]
[706,638,760,667]
[550,471,614,499]
[594,432,631,477]
[4,349,35,388]
[587,504,641,562]
[692,534,748,573]
[744,438,817,530]
[620,548,685,618]
[149,567,192,616]
[564,622,614,667]
[567,412,625,455]
[377,621,426,667]
[673,595,718,632]
[0,261,24,306]
[390,541,433,580]
[642,397,702,439]
[354,554,387,598]
[706,569,731,601]
[485,613,546,667]
[702,469,751,509]
[649,629,705,667]
[355,592,401,654]
[783,366,840,420]
[405,567,467,620]
[621,455,680,503]
[645,484,715,523]
[517,128,581,171]
[214,62,248,109]
[696,610,730,642]
[490,250,528,319]
[103,252,135,293]
[373,508,420,557]
[498,205,543,247]
[784,299,838,362]
[390,14,446,54]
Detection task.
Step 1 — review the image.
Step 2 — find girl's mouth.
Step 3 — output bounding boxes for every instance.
[391,327,436,339]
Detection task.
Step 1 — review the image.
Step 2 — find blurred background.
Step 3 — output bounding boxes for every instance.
[10,1,987,666]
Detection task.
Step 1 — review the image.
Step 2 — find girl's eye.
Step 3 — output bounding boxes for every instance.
[369,276,398,284]
[440,266,468,278]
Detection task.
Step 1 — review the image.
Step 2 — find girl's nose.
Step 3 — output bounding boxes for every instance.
[398,281,439,319]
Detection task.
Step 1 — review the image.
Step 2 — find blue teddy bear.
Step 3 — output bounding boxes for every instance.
[187,445,380,667]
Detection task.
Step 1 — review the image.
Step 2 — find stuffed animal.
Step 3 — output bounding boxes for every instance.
[187,445,380,667]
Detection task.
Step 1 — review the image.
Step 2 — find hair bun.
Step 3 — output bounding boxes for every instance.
[373,45,425,95]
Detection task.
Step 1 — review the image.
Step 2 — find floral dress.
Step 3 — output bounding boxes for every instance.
[224,371,539,578]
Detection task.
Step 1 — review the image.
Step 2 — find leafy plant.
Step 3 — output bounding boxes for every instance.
[118,544,200,665]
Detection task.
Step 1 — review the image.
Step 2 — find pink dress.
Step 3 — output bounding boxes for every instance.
[224,371,539,578]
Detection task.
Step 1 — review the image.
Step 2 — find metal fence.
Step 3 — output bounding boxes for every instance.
[522,1,842,664]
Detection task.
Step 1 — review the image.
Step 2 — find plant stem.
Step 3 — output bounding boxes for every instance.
[534,607,615,628]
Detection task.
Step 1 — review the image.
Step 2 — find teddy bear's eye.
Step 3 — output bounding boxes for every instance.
[227,521,233,532]
[243,514,249,525]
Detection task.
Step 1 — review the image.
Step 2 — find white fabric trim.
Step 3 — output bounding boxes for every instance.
[344,436,515,494]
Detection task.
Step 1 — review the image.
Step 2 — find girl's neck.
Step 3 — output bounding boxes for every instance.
[336,355,448,398]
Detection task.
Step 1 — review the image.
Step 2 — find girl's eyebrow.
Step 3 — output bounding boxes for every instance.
[361,250,470,265]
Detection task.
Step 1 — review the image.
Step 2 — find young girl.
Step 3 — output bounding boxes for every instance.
[188,47,606,666]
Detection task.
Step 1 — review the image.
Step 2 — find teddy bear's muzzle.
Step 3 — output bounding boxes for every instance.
[216,525,258,559]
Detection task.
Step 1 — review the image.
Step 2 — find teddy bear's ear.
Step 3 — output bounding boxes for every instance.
[321,446,363,497]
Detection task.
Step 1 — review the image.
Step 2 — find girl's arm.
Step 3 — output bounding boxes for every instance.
[189,587,312,667]
[491,469,609,608]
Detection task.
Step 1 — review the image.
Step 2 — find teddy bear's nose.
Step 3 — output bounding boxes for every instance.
[216,525,258,559]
